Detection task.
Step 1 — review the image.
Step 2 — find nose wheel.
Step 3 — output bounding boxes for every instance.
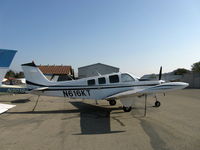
[109,100,116,106]
[123,106,132,112]
[154,101,161,107]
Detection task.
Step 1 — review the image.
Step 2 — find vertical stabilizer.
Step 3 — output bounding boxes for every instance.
[0,49,17,85]
[21,62,53,88]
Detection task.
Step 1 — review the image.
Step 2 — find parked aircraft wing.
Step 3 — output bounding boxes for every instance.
[0,103,16,114]
[106,82,189,100]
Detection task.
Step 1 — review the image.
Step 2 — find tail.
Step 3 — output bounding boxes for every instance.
[0,49,17,85]
[21,62,53,89]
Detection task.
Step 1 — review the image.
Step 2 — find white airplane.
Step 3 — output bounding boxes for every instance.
[0,49,18,114]
[0,49,27,94]
[22,62,189,114]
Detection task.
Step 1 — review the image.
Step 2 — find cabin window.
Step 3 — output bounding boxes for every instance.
[121,73,135,82]
[98,77,106,84]
[87,79,95,86]
[109,75,119,83]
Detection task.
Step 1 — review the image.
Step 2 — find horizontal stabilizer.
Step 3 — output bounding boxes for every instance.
[32,87,49,91]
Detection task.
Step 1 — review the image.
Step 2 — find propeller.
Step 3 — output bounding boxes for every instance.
[159,66,162,80]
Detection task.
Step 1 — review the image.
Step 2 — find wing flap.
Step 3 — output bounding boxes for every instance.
[106,89,143,100]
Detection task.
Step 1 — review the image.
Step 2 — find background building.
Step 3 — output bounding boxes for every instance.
[78,63,119,78]
[38,65,74,81]
[141,72,200,89]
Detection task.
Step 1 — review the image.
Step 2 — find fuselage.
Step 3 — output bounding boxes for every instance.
[0,85,27,94]
[28,72,163,100]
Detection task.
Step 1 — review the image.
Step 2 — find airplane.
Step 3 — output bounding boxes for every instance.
[22,61,189,115]
[0,49,27,94]
[0,49,18,114]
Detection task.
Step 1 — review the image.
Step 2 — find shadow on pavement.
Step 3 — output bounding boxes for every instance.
[11,99,30,103]
[6,101,125,134]
[70,101,125,135]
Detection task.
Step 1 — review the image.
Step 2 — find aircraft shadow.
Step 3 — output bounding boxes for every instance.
[6,101,125,135]
[70,102,125,135]
[11,99,30,103]
[6,109,81,114]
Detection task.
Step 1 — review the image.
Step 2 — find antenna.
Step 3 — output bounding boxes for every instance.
[95,70,102,76]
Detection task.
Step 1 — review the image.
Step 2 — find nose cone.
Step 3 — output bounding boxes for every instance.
[174,82,189,89]
[181,82,189,88]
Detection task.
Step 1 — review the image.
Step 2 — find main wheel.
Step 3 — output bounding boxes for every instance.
[155,101,161,107]
[123,106,132,112]
[109,100,116,106]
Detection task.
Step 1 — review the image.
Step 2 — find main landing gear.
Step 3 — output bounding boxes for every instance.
[109,99,116,106]
[123,106,132,112]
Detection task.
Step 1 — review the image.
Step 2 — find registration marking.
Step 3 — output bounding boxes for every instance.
[63,89,90,97]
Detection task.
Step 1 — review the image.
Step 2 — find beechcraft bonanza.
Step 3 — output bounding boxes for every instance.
[22,62,189,115]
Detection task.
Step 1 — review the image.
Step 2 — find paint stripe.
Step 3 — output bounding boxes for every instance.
[26,80,159,90]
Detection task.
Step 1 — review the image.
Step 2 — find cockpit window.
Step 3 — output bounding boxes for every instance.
[109,75,119,83]
[121,73,135,82]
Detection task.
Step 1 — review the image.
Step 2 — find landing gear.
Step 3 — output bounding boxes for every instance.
[154,95,161,107]
[154,101,161,107]
[109,100,116,106]
[123,106,132,112]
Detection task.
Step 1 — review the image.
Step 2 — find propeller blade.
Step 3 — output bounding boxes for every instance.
[159,66,162,80]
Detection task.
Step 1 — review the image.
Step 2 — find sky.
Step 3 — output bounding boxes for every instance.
[0,0,200,77]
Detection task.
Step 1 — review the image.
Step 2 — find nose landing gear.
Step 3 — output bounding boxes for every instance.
[154,96,161,107]
[155,101,161,107]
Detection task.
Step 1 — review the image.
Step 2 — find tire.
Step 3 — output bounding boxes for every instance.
[123,106,132,112]
[109,100,116,106]
[155,101,161,107]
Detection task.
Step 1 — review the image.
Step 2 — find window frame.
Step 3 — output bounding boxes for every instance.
[109,75,119,83]
[87,79,96,86]
[121,73,135,82]
[98,77,106,84]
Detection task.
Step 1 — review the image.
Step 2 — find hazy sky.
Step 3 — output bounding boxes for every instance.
[0,0,200,77]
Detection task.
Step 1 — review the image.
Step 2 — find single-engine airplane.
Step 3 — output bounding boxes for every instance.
[22,62,189,115]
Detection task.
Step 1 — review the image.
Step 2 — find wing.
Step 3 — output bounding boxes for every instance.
[0,103,16,114]
[106,82,188,100]
[106,89,142,100]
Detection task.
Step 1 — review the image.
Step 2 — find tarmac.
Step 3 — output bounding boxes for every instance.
[0,89,200,150]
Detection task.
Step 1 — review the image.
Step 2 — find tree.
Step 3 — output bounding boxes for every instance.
[173,68,190,75]
[5,70,15,78]
[192,61,200,72]
[15,72,24,78]
[5,70,24,78]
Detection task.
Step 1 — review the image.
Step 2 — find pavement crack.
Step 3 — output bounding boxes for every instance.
[111,116,125,127]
